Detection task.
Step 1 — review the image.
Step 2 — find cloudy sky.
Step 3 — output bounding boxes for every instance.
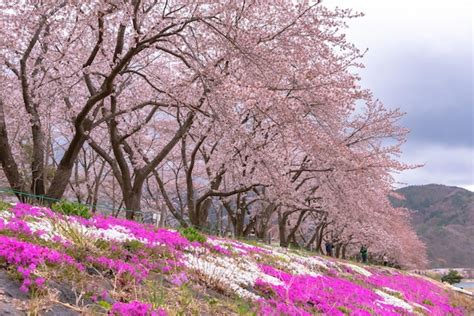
[328,0,473,191]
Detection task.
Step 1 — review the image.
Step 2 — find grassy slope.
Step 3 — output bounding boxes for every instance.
[0,202,472,315]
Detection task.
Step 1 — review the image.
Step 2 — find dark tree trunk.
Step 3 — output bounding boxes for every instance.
[124,189,142,220]
[256,204,276,239]
[0,100,26,198]
[305,226,320,250]
[335,243,342,258]
[278,210,289,247]
[30,122,45,196]
[342,244,347,259]
[286,210,308,247]
[46,134,87,200]
[316,224,326,253]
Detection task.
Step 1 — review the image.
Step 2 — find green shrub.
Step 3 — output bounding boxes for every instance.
[51,200,92,219]
[179,227,207,243]
[441,270,463,285]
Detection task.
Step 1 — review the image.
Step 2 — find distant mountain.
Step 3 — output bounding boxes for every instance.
[391,184,474,269]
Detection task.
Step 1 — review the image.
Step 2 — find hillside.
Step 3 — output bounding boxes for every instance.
[391,184,474,269]
[0,202,472,315]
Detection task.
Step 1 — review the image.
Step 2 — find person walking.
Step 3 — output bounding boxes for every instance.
[360,245,368,263]
[325,241,334,257]
[382,254,388,266]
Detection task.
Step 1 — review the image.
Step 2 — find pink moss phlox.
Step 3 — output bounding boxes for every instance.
[170,272,188,286]
[190,241,202,248]
[9,203,58,220]
[232,241,271,255]
[87,256,148,282]
[10,203,43,218]
[258,298,313,316]
[211,244,232,256]
[110,301,167,316]
[3,217,33,235]
[257,265,410,315]
[259,265,293,283]
[80,215,190,249]
[366,273,464,315]
[0,235,83,292]
[50,235,72,248]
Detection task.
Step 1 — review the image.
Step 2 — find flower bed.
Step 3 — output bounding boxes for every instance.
[0,202,466,315]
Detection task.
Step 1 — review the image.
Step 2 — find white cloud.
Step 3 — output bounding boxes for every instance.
[328,0,472,52]
[393,143,474,189]
[325,1,473,189]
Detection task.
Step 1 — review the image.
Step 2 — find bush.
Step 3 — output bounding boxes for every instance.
[51,200,92,219]
[179,227,206,243]
[441,270,463,285]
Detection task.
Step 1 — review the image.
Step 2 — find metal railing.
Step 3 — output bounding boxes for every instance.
[0,187,147,221]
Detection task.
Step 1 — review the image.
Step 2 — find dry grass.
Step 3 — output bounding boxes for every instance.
[449,291,474,314]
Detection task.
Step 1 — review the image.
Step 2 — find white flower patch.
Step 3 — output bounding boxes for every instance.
[183,254,261,300]
[206,238,247,254]
[93,225,137,242]
[41,218,139,245]
[264,249,326,277]
[342,263,372,277]
[268,248,292,262]
[183,252,284,301]
[26,218,58,240]
[278,257,320,277]
[298,256,330,271]
[0,211,11,221]
[375,289,413,311]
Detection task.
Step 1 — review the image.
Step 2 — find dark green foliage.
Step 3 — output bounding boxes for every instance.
[441,270,463,285]
[51,200,92,219]
[179,227,207,243]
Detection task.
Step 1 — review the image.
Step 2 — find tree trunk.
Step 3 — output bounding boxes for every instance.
[316,225,325,253]
[46,133,87,200]
[305,226,320,250]
[286,210,307,247]
[256,204,276,239]
[278,210,288,247]
[0,100,26,199]
[124,189,142,220]
[342,244,347,259]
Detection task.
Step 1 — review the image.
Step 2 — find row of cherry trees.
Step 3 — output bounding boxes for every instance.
[0,1,426,268]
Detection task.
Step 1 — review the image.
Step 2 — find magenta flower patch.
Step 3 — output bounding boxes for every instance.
[0,235,83,292]
[110,301,167,316]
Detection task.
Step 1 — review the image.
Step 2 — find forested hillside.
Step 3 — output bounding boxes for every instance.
[391,184,474,268]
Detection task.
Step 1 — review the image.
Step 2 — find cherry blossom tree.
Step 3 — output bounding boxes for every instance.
[0,1,427,267]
